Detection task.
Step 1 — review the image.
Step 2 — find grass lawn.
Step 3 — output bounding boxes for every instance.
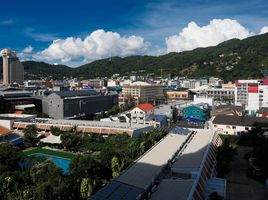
[24,148,76,159]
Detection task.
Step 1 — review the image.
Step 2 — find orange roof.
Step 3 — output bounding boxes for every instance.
[0,125,11,135]
[136,103,154,111]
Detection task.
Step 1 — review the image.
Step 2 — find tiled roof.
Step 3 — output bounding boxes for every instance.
[136,103,154,111]
[0,125,11,135]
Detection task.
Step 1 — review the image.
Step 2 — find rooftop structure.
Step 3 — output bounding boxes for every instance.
[117,133,189,189]
[13,119,153,137]
[91,129,223,200]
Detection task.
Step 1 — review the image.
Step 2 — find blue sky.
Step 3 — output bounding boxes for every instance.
[1,0,268,66]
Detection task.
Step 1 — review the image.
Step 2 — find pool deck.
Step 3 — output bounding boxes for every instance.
[23,148,76,159]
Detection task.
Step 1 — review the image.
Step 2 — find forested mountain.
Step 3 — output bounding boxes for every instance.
[1,33,268,81]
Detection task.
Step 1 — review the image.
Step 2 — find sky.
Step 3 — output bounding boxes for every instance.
[1,0,268,67]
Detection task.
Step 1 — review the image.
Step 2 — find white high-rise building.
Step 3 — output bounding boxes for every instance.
[235,79,268,115]
[1,49,24,85]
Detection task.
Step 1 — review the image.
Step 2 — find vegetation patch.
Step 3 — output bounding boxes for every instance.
[24,148,76,160]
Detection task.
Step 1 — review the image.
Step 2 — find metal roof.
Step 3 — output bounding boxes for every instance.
[212,114,268,127]
[172,130,213,171]
[49,90,99,98]
[150,179,194,200]
[116,133,189,190]
[90,181,143,200]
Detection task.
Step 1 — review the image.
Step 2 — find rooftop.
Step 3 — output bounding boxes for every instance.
[213,115,268,127]
[172,130,213,170]
[136,103,155,111]
[116,133,189,190]
[150,179,194,200]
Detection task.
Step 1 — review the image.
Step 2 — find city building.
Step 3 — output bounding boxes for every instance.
[212,115,268,135]
[182,79,204,89]
[195,87,235,103]
[129,103,168,127]
[1,49,24,85]
[130,103,155,124]
[42,90,118,119]
[235,79,268,114]
[208,77,224,86]
[12,118,153,137]
[122,81,163,104]
[256,107,268,118]
[0,88,42,113]
[183,104,210,122]
[163,87,192,101]
[91,129,224,200]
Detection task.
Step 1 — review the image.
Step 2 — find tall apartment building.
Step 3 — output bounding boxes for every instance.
[235,79,268,114]
[1,49,24,85]
[122,81,163,104]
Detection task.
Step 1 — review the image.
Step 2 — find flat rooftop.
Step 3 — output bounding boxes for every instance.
[0,114,36,120]
[15,118,152,130]
[150,179,194,200]
[117,133,189,190]
[172,130,213,171]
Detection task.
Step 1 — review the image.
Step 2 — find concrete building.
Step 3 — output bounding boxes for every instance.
[122,81,163,104]
[183,103,210,122]
[235,79,268,114]
[212,115,268,135]
[163,88,192,101]
[129,103,168,127]
[1,49,24,85]
[42,90,118,119]
[208,77,224,86]
[91,129,224,200]
[195,87,235,103]
[13,118,153,137]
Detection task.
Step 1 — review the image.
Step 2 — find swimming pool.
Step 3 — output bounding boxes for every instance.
[34,153,71,174]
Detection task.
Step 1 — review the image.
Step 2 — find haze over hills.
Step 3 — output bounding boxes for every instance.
[1,33,268,81]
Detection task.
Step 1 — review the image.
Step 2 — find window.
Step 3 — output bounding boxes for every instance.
[232,126,236,129]
[196,115,200,118]
[184,114,187,117]
[245,127,249,130]
[193,110,196,113]
[196,110,200,113]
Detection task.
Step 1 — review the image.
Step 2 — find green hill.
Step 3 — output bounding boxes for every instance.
[2,33,268,81]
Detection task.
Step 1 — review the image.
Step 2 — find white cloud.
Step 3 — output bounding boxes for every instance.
[22,45,33,54]
[17,45,34,61]
[33,29,148,63]
[166,19,254,53]
[259,26,268,34]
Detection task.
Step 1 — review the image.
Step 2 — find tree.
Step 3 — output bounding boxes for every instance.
[23,124,38,146]
[80,178,93,199]
[51,126,61,136]
[111,156,122,178]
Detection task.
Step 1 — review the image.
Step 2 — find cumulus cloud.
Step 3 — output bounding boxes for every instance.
[22,45,33,54]
[166,19,254,53]
[259,26,268,34]
[33,29,148,63]
[17,45,34,61]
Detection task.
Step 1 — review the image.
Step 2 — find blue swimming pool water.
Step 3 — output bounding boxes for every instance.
[34,153,71,174]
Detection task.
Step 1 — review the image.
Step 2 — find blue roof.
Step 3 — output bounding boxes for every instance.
[90,181,143,200]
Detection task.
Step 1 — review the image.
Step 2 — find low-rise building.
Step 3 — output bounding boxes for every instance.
[42,90,118,119]
[163,88,192,101]
[183,103,210,122]
[122,81,163,104]
[212,115,268,135]
[13,118,153,137]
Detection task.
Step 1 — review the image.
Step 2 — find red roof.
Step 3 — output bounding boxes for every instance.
[0,125,11,135]
[136,103,154,111]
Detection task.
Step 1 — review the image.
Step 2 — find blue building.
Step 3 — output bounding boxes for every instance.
[183,104,210,122]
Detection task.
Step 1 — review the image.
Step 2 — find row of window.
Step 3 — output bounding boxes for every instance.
[184,115,200,118]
